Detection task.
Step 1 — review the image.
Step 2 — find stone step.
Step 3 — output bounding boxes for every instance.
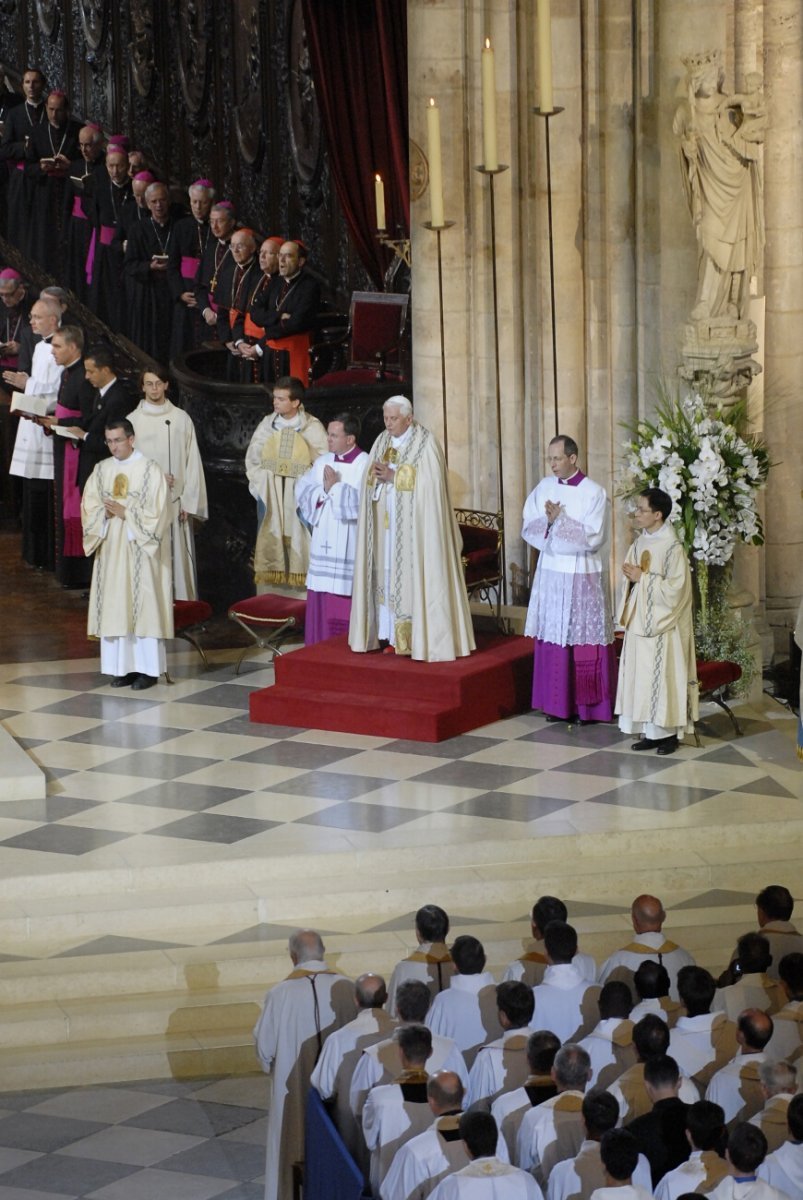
[0,723,46,802]
[0,1030,260,1092]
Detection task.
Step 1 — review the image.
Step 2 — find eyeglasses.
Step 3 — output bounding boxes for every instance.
[105,436,131,447]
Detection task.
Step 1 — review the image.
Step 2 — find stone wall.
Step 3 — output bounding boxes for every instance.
[407,0,801,650]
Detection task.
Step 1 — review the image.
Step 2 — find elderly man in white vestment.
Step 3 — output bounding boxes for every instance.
[253,929,353,1200]
[430,1112,544,1200]
[348,395,475,661]
[615,487,698,756]
[309,973,395,1168]
[128,367,207,601]
[81,418,173,689]
[598,894,696,1002]
[517,1045,591,1185]
[295,412,369,644]
[749,1061,798,1155]
[757,1092,803,1198]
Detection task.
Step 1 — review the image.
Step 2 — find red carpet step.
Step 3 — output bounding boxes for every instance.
[249,633,535,742]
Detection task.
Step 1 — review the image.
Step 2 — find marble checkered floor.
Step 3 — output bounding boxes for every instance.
[0,641,801,1195]
[0,1076,267,1200]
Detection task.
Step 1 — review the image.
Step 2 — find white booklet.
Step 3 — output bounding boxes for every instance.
[10,392,50,418]
[52,425,83,440]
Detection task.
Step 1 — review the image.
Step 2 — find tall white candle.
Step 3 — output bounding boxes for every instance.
[426,97,445,228]
[481,37,498,171]
[374,174,386,231]
[537,0,554,114]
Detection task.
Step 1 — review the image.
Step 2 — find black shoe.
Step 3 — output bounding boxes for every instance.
[544,714,563,723]
[110,673,138,688]
[656,735,680,756]
[631,737,658,751]
[131,674,158,691]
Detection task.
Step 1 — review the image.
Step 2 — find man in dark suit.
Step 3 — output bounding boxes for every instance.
[250,239,320,384]
[627,1054,691,1187]
[41,326,92,587]
[74,345,132,492]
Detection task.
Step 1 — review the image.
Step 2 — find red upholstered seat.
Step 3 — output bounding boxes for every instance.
[228,595,307,625]
[228,593,307,674]
[173,599,213,632]
[696,659,742,692]
[168,598,214,676]
[461,524,500,587]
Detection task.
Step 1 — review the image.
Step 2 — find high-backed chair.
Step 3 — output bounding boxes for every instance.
[309,291,408,387]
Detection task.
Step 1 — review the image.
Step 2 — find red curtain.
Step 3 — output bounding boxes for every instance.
[302,0,409,289]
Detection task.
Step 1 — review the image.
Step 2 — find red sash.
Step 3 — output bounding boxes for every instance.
[71,196,87,219]
[267,331,311,380]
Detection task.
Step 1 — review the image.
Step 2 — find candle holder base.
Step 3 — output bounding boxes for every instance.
[376,233,411,269]
[532,106,565,117]
[474,164,510,176]
[422,220,456,232]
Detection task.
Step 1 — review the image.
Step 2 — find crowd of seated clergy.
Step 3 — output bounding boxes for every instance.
[253,884,803,1199]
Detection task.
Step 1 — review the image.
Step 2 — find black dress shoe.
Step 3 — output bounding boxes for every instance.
[131,674,158,690]
[110,673,138,688]
[544,714,564,723]
[631,737,658,751]
[656,735,680,756]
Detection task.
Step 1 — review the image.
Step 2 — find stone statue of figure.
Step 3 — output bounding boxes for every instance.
[673,51,765,323]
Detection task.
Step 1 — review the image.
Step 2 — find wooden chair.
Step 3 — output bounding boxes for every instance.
[454,507,504,627]
[309,291,408,387]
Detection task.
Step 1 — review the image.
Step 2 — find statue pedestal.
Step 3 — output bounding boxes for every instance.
[679,316,762,402]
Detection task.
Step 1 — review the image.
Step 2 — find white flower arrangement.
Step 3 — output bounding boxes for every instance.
[618,391,770,567]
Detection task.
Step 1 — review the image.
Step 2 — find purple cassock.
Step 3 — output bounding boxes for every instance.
[523,469,618,721]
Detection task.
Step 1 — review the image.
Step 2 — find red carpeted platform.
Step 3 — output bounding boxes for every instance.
[249,633,535,742]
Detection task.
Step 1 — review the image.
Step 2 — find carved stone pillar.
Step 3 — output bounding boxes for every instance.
[763,0,803,649]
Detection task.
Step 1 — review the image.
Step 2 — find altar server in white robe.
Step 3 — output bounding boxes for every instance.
[615,486,698,756]
[708,1121,793,1200]
[430,1112,543,1200]
[349,395,475,662]
[295,412,368,644]
[128,367,207,600]
[253,929,353,1200]
[81,418,173,688]
[5,298,63,568]
[427,935,501,1068]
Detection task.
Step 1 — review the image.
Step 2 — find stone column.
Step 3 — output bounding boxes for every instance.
[582,0,638,577]
[763,0,803,648]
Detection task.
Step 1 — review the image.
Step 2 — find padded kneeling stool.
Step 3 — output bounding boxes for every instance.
[228,593,307,675]
[165,599,213,682]
[695,659,743,743]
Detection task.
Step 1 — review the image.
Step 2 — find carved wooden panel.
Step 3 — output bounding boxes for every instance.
[0,0,371,309]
